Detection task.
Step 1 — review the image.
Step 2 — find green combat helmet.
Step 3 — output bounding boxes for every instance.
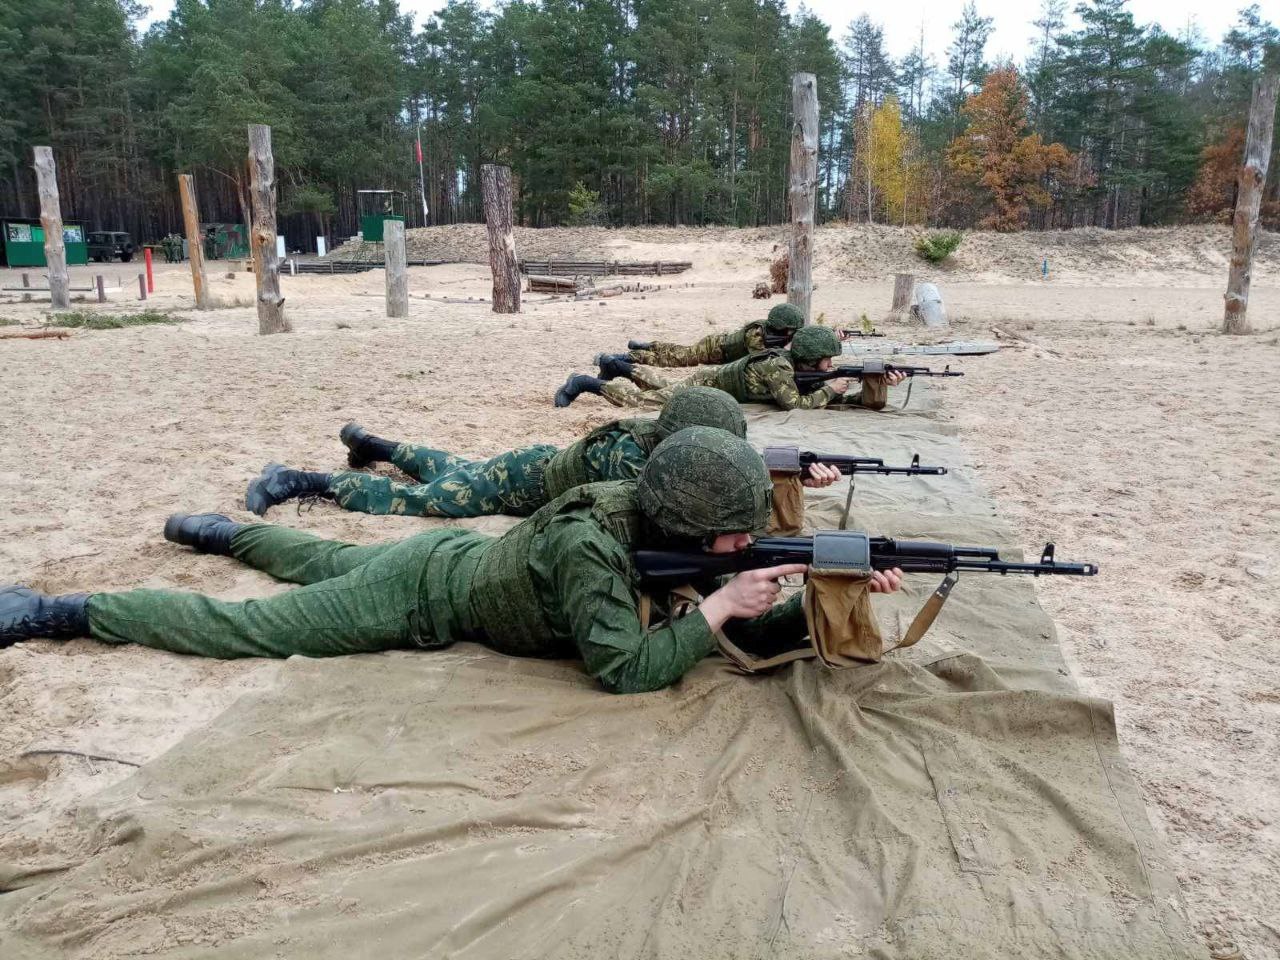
[788,325,842,365]
[657,386,747,440]
[638,427,771,538]
[765,303,805,333]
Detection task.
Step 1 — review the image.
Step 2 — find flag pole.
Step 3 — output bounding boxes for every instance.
[416,121,429,226]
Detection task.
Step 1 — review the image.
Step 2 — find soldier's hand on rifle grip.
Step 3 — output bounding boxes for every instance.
[700,563,810,629]
[802,462,841,488]
[885,371,908,387]
[828,377,853,395]
[867,568,904,593]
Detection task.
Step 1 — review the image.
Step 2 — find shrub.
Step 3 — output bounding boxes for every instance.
[914,231,963,263]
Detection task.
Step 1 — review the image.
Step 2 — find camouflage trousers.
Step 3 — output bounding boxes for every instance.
[629,332,727,367]
[327,442,559,518]
[600,364,720,409]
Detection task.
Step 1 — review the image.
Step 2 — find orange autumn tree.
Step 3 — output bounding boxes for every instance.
[945,68,1076,230]
[1186,128,1245,222]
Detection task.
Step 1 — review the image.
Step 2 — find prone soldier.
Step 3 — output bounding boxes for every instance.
[618,303,805,367]
[1,430,902,695]
[556,325,906,412]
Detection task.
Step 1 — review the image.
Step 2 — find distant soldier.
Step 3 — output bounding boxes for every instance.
[612,303,805,368]
[556,325,905,412]
[242,387,811,518]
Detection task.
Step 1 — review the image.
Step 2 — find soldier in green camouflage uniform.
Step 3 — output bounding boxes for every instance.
[1,430,902,694]
[557,326,902,412]
[617,303,805,367]
[242,387,748,518]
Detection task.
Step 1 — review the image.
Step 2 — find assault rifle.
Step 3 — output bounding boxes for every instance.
[793,358,964,394]
[634,531,1098,592]
[763,328,886,348]
[762,445,946,480]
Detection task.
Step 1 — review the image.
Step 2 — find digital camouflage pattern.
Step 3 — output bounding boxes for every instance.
[637,427,771,538]
[628,322,766,367]
[600,356,839,411]
[87,482,807,693]
[327,444,560,518]
[765,303,804,331]
[787,325,842,364]
[656,385,747,438]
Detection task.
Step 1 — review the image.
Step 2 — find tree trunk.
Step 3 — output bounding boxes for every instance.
[384,219,408,317]
[1224,70,1279,335]
[178,173,210,309]
[33,146,70,310]
[891,272,915,311]
[481,164,520,314]
[248,124,290,335]
[787,73,818,324]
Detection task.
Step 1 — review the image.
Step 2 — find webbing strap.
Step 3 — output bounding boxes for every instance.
[640,585,816,674]
[838,474,856,530]
[891,571,958,651]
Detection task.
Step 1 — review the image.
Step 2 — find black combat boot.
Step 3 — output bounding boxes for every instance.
[244,463,334,517]
[0,586,90,648]
[339,422,399,469]
[554,374,605,408]
[163,513,244,556]
[627,339,652,351]
[594,353,636,381]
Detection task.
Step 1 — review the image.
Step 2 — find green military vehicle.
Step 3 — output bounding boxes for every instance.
[87,230,136,263]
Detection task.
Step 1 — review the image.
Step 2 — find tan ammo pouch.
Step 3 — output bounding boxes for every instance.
[763,445,806,537]
[768,473,805,536]
[859,373,890,409]
[802,569,883,665]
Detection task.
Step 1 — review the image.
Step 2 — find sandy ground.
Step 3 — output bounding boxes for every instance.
[2,228,1278,959]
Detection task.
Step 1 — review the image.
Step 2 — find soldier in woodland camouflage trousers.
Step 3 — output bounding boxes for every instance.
[242,387,749,519]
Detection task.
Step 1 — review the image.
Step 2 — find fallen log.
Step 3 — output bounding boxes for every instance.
[0,329,73,340]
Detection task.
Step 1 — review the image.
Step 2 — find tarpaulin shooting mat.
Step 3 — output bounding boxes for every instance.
[0,389,1200,959]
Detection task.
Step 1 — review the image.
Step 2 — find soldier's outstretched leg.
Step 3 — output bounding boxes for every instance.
[629,331,726,367]
[85,531,469,658]
[341,422,467,482]
[327,444,558,518]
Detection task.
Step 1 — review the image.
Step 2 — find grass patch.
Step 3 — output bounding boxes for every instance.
[47,309,185,330]
[0,316,18,327]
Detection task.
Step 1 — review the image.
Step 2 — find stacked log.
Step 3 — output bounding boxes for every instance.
[517,259,692,277]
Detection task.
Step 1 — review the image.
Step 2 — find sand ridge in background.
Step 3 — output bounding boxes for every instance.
[1,225,1278,958]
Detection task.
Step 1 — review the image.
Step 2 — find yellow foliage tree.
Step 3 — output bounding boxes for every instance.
[864,96,928,225]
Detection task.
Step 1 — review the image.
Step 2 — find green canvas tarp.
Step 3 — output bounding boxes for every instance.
[0,391,1201,959]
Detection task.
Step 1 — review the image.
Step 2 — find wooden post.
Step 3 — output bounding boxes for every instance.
[1224,68,1280,335]
[481,164,521,313]
[138,274,147,300]
[178,174,210,309]
[891,272,915,311]
[21,273,31,302]
[32,146,69,310]
[95,275,105,303]
[248,124,290,334]
[384,219,409,317]
[787,73,818,323]
[144,246,154,292]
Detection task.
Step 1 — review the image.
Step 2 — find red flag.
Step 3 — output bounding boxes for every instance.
[415,138,423,164]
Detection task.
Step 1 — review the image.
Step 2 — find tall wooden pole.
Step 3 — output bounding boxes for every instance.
[787,73,818,323]
[1223,68,1279,335]
[32,146,69,310]
[384,219,409,317]
[481,164,520,313]
[248,124,290,334]
[178,174,210,310]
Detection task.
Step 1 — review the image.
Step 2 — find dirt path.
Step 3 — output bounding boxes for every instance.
[1,232,1278,958]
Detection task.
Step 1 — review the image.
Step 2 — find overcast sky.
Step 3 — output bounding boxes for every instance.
[138,0,1278,65]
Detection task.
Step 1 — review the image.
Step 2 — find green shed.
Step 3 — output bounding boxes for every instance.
[357,190,406,243]
[1,218,89,267]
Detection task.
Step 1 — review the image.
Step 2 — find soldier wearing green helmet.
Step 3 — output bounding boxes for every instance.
[606,303,805,369]
[243,386,749,518]
[556,323,906,411]
[1,429,902,693]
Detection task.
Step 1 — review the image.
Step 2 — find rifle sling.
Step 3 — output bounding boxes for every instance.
[637,571,961,674]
